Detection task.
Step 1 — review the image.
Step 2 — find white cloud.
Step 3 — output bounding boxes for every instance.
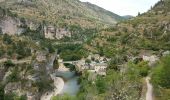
[80,0,160,16]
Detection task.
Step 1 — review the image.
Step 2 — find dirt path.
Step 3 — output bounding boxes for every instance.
[146,77,153,100]
[0,58,31,64]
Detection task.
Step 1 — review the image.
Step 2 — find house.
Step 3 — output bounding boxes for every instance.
[162,51,170,57]
[94,63,107,76]
[75,60,107,76]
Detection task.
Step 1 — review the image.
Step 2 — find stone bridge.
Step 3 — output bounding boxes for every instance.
[62,61,79,64]
[57,59,81,71]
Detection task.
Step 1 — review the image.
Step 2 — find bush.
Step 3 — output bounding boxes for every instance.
[136,61,149,77]
[15,41,31,59]
[64,63,76,71]
[7,68,20,82]
[152,55,170,88]
[52,94,76,100]
[0,49,5,58]
[4,60,15,68]
[96,77,107,94]
[3,34,12,44]
[0,84,4,100]
[59,44,88,61]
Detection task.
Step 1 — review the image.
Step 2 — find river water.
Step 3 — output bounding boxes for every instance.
[55,71,80,95]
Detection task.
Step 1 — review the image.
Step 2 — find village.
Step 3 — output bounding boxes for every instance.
[59,54,110,76]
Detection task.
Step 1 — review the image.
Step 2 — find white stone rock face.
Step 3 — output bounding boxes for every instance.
[142,55,159,66]
[44,25,71,39]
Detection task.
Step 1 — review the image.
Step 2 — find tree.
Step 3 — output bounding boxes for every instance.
[96,77,107,94]
[53,58,59,69]
[85,59,91,64]
[152,55,170,88]
[3,34,12,44]
[136,61,149,77]
[0,84,4,100]
[0,27,2,34]
[0,49,4,58]
[138,12,141,16]
[4,60,15,69]
[7,68,20,82]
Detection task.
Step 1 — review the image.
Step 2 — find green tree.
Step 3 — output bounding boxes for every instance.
[152,55,170,88]
[96,77,107,94]
[7,68,20,82]
[0,49,5,57]
[4,60,15,69]
[0,84,4,100]
[3,34,12,44]
[53,58,59,69]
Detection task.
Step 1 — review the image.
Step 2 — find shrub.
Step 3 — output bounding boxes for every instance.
[152,55,170,88]
[0,84,4,100]
[7,68,20,82]
[3,34,12,44]
[4,60,15,68]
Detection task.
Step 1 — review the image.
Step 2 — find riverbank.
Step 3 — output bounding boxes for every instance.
[40,77,64,100]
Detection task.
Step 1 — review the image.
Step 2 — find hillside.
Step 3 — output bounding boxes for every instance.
[86,0,170,57]
[83,0,170,99]
[0,0,170,100]
[0,0,123,28]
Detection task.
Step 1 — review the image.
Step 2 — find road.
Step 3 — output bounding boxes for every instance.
[146,77,153,100]
[0,58,31,64]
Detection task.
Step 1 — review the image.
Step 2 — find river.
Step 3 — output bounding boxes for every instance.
[55,71,80,96]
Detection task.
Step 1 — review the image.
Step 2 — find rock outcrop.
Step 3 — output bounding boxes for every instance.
[4,82,21,94]
[44,25,71,39]
[0,16,40,35]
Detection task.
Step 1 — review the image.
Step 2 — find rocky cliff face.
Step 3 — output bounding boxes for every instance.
[44,25,71,39]
[0,17,23,35]
[0,16,71,39]
[0,16,41,35]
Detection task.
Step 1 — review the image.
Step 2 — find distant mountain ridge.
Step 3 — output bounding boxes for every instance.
[122,15,133,19]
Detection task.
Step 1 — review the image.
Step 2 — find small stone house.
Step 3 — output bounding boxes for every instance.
[94,63,107,76]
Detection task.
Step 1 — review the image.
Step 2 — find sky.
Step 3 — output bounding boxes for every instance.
[80,0,160,16]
